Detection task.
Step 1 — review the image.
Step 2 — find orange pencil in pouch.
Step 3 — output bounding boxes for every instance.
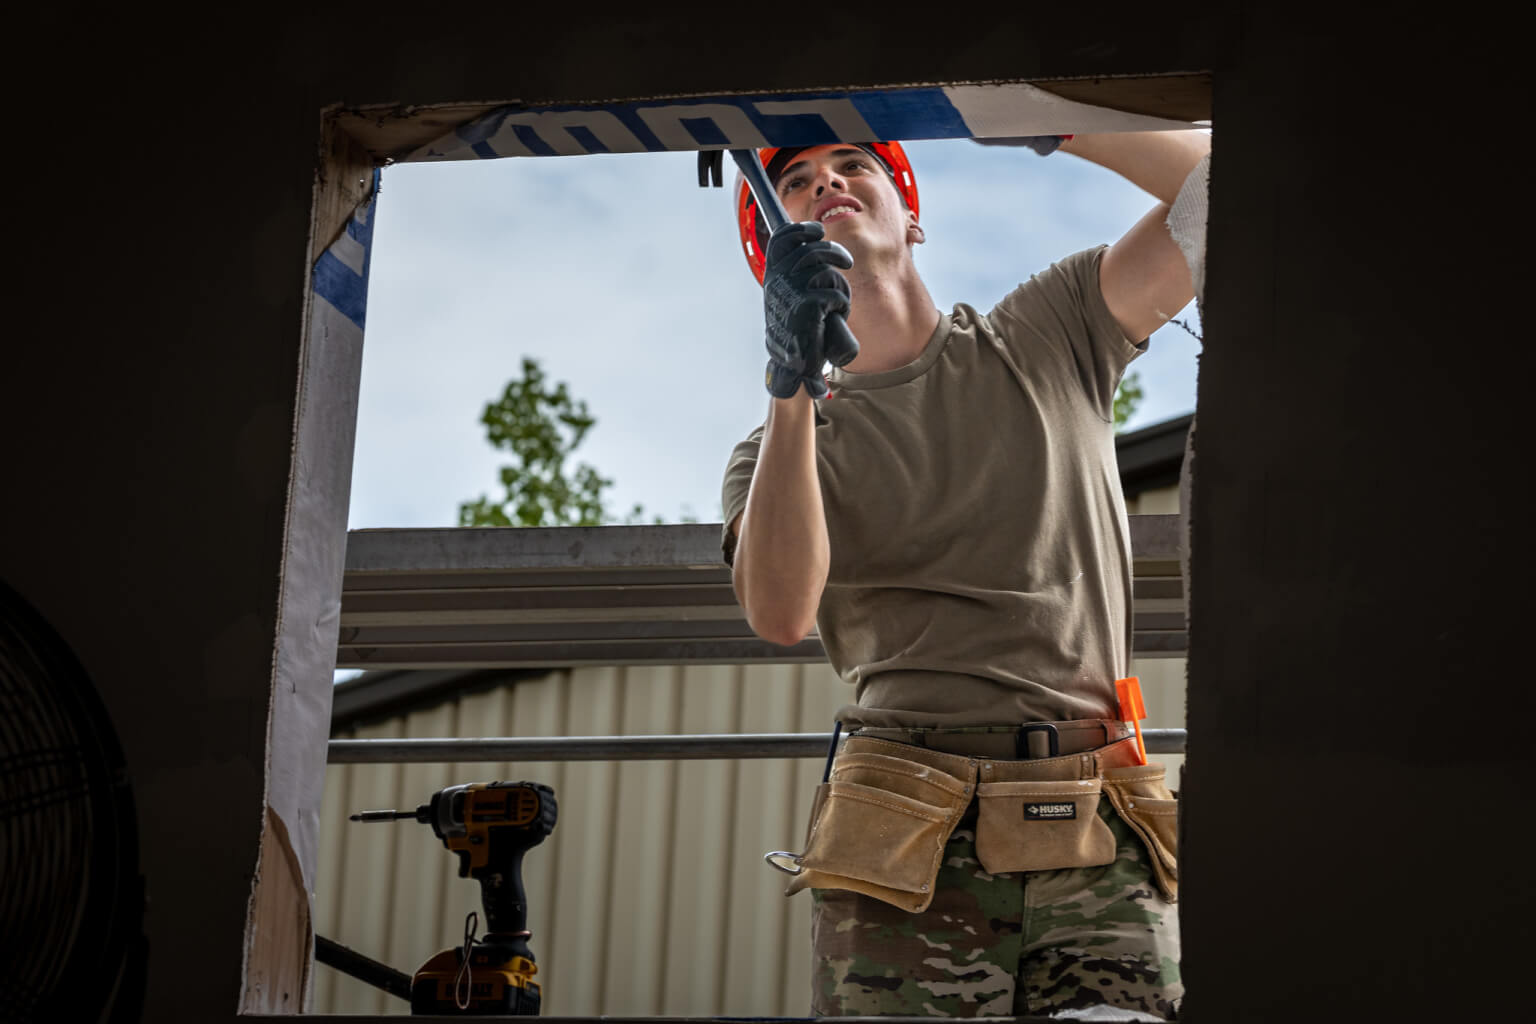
[1115,676,1148,765]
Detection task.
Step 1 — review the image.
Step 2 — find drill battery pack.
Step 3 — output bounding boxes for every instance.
[410,943,541,1016]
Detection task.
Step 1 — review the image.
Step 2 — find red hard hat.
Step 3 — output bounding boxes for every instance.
[735,141,920,285]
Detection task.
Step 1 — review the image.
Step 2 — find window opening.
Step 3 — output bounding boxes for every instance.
[300,83,1210,1017]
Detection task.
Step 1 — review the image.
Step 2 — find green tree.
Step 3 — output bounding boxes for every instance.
[1113,371,1144,432]
[458,358,612,527]
[460,358,1141,527]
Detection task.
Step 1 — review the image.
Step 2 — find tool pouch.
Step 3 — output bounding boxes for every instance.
[974,777,1116,874]
[1101,764,1179,902]
[784,750,971,913]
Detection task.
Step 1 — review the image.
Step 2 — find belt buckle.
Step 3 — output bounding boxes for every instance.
[1016,723,1060,760]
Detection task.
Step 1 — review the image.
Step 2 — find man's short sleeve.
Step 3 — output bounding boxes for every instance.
[720,426,764,565]
[986,245,1147,420]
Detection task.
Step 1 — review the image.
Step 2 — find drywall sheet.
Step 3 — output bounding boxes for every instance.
[246,171,378,1012]
[277,170,377,875]
[407,82,1198,162]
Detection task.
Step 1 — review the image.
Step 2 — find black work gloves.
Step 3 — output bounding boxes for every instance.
[762,221,853,399]
[971,136,1068,156]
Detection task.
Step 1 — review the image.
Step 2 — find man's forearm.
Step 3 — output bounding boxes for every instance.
[733,394,830,647]
[1060,130,1210,204]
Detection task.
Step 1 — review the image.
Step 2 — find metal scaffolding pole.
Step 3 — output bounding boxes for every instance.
[327,729,1187,764]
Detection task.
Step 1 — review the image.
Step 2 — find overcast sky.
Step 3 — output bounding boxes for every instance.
[347,138,1202,530]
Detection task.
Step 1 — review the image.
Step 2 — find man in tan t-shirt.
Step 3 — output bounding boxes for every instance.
[721,133,1209,1020]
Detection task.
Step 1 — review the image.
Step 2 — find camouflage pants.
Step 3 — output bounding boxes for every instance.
[810,802,1181,1019]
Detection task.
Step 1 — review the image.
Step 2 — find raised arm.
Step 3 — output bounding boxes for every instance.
[1060,131,1211,342]
[730,393,829,646]
[729,218,851,646]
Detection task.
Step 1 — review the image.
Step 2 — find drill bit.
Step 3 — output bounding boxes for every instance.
[350,808,422,823]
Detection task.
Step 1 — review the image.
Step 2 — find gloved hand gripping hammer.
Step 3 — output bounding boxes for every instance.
[730,149,860,390]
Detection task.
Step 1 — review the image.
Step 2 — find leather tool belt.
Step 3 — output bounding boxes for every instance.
[853,719,1134,759]
[765,724,1178,913]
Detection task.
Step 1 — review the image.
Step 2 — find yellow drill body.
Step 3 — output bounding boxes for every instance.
[353,780,557,1015]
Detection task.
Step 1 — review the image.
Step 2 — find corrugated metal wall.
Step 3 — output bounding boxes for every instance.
[315,488,1187,1015]
[315,662,845,1015]
[315,658,1187,1016]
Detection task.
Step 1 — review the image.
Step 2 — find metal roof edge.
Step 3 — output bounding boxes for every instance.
[330,667,547,733]
[1116,412,1194,496]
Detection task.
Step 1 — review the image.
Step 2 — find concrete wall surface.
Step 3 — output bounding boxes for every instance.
[3,5,1527,1021]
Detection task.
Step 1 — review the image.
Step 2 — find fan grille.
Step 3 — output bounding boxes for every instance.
[0,582,143,1023]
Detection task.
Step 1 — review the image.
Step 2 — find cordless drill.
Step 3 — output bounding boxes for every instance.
[351,781,557,1015]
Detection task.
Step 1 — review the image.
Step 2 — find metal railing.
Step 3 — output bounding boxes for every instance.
[327,729,1187,763]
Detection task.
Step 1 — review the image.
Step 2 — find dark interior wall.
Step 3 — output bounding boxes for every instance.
[1187,13,1528,1021]
[4,6,1522,1021]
